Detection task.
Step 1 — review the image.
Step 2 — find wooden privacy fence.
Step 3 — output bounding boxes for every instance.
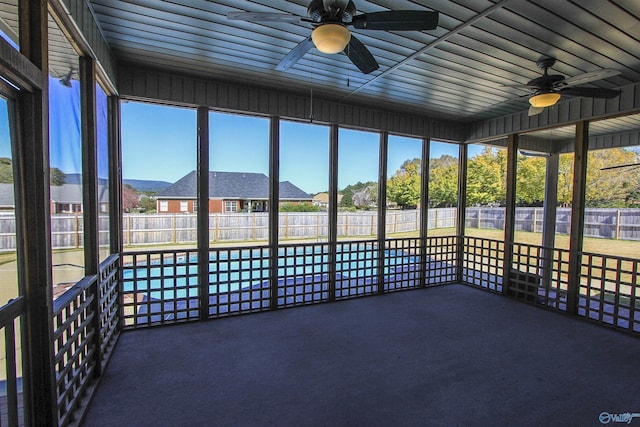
[464,207,640,239]
[1,208,640,251]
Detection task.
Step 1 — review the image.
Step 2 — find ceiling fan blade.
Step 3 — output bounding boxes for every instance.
[343,35,379,74]
[561,69,621,87]
[528,105,545,116]
[275,37,314,71]
[501,83,537,89]
[559,87,621,98]
[350,11,439,31]
[227,11,304,23]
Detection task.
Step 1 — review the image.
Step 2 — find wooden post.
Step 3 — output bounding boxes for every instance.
[268,117,280,310]
[17,1,58,423]
[502,134,518,296]
[420,137,430,287]
[196,106,209,321]
[616,209,621,240]
[567,121,590,315]
[377,131,388,295]
[456,144,468,283]
[541,153,559,292]
[328,124,338,302]
[172,213,177,244]
[80,56,103,376]
[108,95,123,256]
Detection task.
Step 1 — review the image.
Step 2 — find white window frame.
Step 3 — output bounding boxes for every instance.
[180,200,188,212]
[225,201,237,212]
[159,200,168,212]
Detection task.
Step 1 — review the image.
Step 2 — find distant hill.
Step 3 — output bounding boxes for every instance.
[60,173,171,192]
[123,179,172,192]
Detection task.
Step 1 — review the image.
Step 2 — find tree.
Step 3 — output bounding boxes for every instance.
[0,157,12,183]
[585,148,640,207]
[466,147,506,206]
[50,167,66,186]
[428,163,458,207]
[122,184,140,212]
[339,181,377,209]
[139,195,157,212]
[387,158,421,209]
[516,155,546,206]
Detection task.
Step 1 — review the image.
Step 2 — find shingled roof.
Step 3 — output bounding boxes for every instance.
[157,171,311,201]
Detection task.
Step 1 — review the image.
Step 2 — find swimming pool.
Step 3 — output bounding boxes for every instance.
[122,244,419,301]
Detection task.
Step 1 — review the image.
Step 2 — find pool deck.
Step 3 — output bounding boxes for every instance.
[82,284,640,427]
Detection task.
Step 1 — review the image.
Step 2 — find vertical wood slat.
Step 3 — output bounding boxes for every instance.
[5,319,18,427]
[197,107,210,320]
[502,134,518,296]
[567,121,590,315]
[17,1,58,425]
[268,116,280,310]
[377,131,388,295]
[420,138,431,287]
[108,96,122,257]
[456,144,468,282]
[328,124,339,303]
[80,55,103,377]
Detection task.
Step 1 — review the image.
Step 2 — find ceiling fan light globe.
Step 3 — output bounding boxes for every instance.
[311,24,351,54]
[529,92,561,108]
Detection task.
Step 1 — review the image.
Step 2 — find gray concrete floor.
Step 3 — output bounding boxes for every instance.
[83,285,640,427]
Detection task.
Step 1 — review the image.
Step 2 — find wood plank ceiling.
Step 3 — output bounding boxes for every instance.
[84,0,640,123]
[2,0,640,124]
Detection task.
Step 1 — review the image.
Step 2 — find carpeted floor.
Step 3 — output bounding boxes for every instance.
[82,285,640,427]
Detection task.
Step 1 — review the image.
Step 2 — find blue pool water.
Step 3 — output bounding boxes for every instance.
[123,246,418,300]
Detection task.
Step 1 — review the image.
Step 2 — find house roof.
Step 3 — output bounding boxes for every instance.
[0,183,109,208]
[0,183,14,207]
[157,171,311,201]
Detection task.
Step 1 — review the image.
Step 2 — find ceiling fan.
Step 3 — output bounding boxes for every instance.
[227,0,439,75]
[507,56,622,116]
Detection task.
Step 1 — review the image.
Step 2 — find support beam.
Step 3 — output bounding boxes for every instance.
[567,121,590,315]
[269,116,280,310]
[328,124,339,302]
[108,96,122,256]
[502,134,519,296]
[81,57,99,275]
[17,1,57,424]
[377,131,388,295]
[541,153,559,290]
[456,143,468,282]
[420,138,430,287]
[197,107,210,320]
[80,56,103,375]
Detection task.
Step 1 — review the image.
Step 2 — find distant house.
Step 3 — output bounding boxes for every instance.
[312,192,343,208]
[0,183,109,213]
[50,183,110,214]
[156,171,312,213]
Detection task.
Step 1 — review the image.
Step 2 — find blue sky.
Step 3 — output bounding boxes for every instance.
[120,102,471,193]
[1,81,477,194]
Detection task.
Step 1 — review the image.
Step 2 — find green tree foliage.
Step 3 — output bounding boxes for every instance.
[50,167,66,186]
[139,195,157,213]
[516,155,546,206]
[387,158,421,209]
[585,148,640,207]
[0,157,12,183]
[466,147,506,206]
[280,202,320,212]
[339,181,377,209]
